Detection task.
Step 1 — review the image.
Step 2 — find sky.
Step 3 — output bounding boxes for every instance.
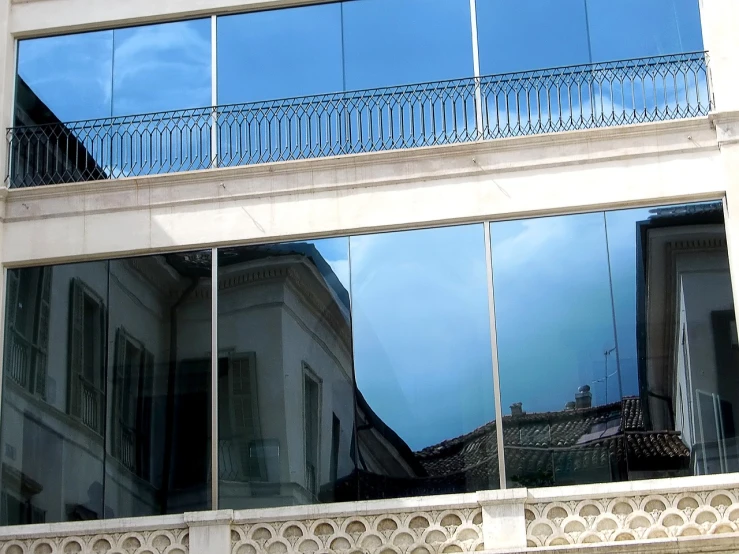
[300,204,695,452]
[14,0,709,451]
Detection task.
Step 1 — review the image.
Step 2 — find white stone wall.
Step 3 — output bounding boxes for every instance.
[2,474,739,554]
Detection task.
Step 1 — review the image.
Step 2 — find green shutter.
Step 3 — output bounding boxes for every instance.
[228,353,259,479]
[34,267,52,399]
[67,278,84,417]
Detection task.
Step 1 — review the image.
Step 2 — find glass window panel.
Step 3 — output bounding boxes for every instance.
[110,20,212,178]
[112,19,211,115]
[586,0,703,62]
[490,214,620,487]
[475,0,590,75]
[490,202,739,488]
[13,32,114,187]
[342,0,475,154]
[16,32,113,124]
[343,0,473,90]
[217,5,343,104]
[609,203,739,479]
[1,261,109,524]
[216,5,343,167]
[584,0,706,123]
[104,251,212,517]
[217,239,355,508]
[350,225,498,499]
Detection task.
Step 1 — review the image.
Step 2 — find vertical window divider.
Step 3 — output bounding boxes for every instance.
[211,15,218,170]
[484,222,506,488]
[722,197,739,330]
[211,246,219,509]
[469,0,484,140]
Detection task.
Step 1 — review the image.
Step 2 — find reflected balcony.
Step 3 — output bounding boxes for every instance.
[5,52,710,189]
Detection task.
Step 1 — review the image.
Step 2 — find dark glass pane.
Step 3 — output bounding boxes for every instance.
[104,251,212,517]
[216,5,343,167]
[350,225,498,499]
[475,0,590,75]
[491,202,738,487]
[1,261,109,524]
[586,0,703,62]
[217,239,355,508]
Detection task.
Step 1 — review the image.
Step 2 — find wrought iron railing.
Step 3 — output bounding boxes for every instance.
[5,328,47,397]
[79,377,104,435]
[5,52,710,188]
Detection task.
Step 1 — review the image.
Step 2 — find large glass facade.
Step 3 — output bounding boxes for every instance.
[1,252,212,524]
[9,0,706,187]
[1,201,738,523]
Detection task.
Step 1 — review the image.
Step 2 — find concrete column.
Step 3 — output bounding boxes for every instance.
[699,0,739,112]
[477,488,528,551]
[185,510,234,554]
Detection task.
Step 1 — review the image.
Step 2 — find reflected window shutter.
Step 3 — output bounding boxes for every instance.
[68,278,84,417]
[6,270,19,330]
[228,353,259,478]
[113,328,128,458]
[139,349,154,480]
[4,270,20,385]
[34,267,52,398]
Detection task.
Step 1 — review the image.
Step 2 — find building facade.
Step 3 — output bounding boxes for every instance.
[0,0,738,553]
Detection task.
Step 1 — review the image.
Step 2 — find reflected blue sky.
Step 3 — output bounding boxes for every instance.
[350,225,495,451]
[476,0,702,74]
[217,4,343,104]
[586,0,703,61]
[17,31,113,121]
[342,0,473,89]
[113,19,211,115]
[16,0,703,125]
[476,0,590,74]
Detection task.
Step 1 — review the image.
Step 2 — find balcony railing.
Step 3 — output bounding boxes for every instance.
[5,52,710,188]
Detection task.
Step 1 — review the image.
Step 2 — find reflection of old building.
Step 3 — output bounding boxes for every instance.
[2,256,211,523]
[214,244,356,508]
[12,78,107,187]
[638,202,738,476]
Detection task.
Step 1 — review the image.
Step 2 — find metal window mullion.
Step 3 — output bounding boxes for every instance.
[469,0,484,139]
[721,197,739,349]
[484,222,506,488]
[211,246,219,509]
[210,15,218,169]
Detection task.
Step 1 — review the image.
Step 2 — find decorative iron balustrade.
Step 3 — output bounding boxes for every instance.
[5,52,710,188]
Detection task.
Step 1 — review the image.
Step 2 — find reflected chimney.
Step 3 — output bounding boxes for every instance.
[575,385,592,409]
[510,402,525,417]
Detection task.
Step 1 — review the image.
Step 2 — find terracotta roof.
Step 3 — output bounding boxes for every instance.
[333,396,691,501]
[414,396,689,486]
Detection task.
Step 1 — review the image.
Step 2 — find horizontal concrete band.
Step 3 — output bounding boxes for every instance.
[1,117,730,266]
